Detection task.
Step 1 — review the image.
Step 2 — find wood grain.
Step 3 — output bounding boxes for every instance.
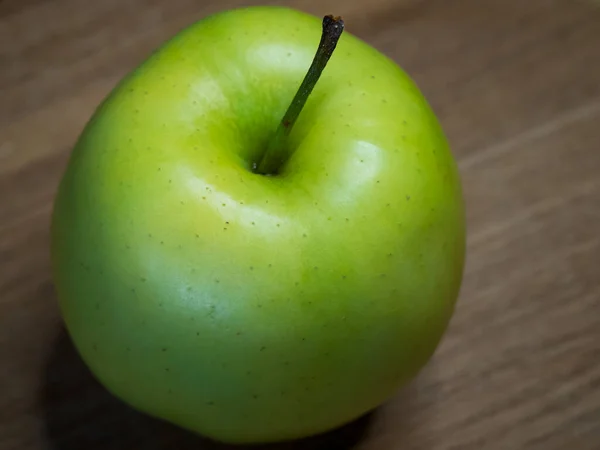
[1,0,600,449]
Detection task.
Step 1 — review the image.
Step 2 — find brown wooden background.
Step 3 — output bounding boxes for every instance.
[2,0,600,449]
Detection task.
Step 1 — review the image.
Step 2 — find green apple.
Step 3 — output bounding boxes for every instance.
[51,5,465,445]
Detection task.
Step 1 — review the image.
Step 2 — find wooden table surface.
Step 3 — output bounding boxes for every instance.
[2,0,600,449]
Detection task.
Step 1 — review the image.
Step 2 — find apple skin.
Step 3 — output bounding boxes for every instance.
[50,5,465,445]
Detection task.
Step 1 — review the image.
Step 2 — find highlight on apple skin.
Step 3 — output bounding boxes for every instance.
[50,5,466,445]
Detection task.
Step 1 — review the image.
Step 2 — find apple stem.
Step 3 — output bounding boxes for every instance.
[253,14,345,175]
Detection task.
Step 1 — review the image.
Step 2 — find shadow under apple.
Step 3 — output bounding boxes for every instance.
[41,326,377,450]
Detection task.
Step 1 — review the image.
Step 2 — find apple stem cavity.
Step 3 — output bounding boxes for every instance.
[253,14,345,175]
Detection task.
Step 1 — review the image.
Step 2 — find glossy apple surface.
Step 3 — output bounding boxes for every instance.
[51,5,465,444]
